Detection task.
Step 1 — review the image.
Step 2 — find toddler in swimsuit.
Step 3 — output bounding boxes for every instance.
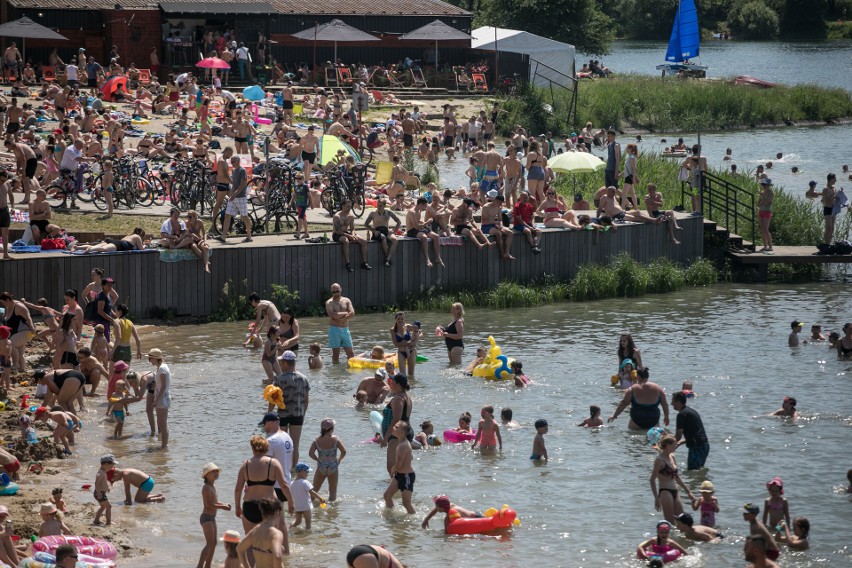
[308,342,323,370]
[691,480,719,526]
[290,463,325,529]
[763,477,790,530]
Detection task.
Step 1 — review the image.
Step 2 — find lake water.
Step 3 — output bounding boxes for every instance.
[59,283,852,567]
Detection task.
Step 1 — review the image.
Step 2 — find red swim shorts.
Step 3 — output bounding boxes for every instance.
[3,460,20,474]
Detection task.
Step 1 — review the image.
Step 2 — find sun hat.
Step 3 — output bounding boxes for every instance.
[486,189,498,200]
[278,350,297,361]
[220,530,241,543]
[114,361,129,372]
[0,506,8,515]
[34,406,48,418]
[766,477,784,494]
[39,503,57,516]
[620,358,635,370]
[201,462,220,479]
[433,495,450,509]
[699,481,715,493]
[147,348,163,359]
[321,418,335,431]
[294,463,310,472]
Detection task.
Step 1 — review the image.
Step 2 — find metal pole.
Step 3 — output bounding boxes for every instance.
[494,26,499,89]
[312,21,317,84]
[697,131,702,215]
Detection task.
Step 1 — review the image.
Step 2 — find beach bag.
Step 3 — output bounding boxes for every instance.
[834,239,852,254]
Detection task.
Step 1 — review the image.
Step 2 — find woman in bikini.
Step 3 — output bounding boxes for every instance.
[75,228,146,254]
[260,327,281,384]
[651,435,695,523]
[52,313,79,370]
[236,498,288,567]
[390,312,415,378]
[536,188,574,228]
[276,308,300,355]
[525,140,548,203]
[233,436,293,537]
[346,544,405,568]
[836,322,852,359]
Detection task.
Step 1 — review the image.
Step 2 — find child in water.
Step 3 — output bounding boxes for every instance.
[308,343,323,370]
[763,477,790,530]
[681,380,695,399]
[383,421,416,514]
[691,480,719,526]
[454,412,472,433]
[198,463,231,568]
[464,346,487,375]
[472,405,502,451]
[617,358,638,389]
[531,419,548,461]
[500,408,521,429]
[290,463,325,529]
[308,418,346,502]
[37,503,70,537]
[90,324,110,367]
[219,530,241,568]
[809,325,826,341]
[110,379,137,439]
[50,488,67,513]
[577,405,603,427]
[354,390,367,409]
[415,420,441,447]
[511,360,529,387]
[421,495,482,531]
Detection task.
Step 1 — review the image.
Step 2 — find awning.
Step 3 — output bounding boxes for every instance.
[159,1,276,13]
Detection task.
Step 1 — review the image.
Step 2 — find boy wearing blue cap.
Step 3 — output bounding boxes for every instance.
[290,463,324,529]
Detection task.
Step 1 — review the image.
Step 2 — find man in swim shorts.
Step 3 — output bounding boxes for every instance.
[325,284,355,364]
[107,466,166,505]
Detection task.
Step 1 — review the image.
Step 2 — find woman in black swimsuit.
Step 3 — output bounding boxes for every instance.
[234,436,293,535]
[346,544,404,568]
[651,435,694,524]
[261,327,281,383]
[1,292,35,372]
[34,368,84,412]
[438,302,465,364]
[608,368,669,430]
[380,374,413,476]
[276,308,300,354]
[837,322,852,359]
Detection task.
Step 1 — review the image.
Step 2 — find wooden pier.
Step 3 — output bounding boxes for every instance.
[0,214,704,317]
[727,246,852,265]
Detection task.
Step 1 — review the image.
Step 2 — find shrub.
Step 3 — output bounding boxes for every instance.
[728,1,780,39]
[211,279,254,322]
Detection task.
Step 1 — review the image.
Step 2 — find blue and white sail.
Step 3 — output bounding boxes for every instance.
[665,0,700,63]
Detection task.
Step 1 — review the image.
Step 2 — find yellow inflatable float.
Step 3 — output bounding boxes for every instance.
[472,336,514,380]
[263,385,286,409]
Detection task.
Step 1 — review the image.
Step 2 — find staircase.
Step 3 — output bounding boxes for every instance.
[682,171,757,252]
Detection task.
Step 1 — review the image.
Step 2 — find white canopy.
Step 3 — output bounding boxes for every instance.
[471,26,575,88]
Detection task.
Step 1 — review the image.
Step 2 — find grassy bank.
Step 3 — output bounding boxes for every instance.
[499,77,852,134]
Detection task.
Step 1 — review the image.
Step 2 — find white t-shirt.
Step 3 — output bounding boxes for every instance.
[290,478,313,512]
[66,65,78,81]
[237,47,250,61]
[266,430,293,486]
[160,218,185,236]
[176,72,188,85]
[154,363,171,409]
[59,145,83,171]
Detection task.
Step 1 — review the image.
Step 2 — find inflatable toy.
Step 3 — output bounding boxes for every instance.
[31,550,115,567]
[447,505,519,535]
[32,536,118,560]
[348,352,427,370]
[263,385,286,410]
[130,118,150,125]
[646,427,666,447]
[442,429,476,443]
[640,545,682,565]
[369,411,383,436]
[682,390,695,399]
[0,481,19,495]
[0,401,5,411]
[471,336,514,380]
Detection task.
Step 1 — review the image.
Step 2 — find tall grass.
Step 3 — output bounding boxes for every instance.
[498,76,852,135]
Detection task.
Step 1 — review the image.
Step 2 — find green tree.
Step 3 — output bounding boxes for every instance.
[780,0,828,37]
[728,0,781,38]
[615,0,677,39]
[481,0,616,54]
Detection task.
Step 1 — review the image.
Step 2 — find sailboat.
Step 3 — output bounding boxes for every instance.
[655,0,708,78]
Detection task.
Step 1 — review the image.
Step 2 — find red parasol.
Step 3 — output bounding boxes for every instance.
[196,57,231,70]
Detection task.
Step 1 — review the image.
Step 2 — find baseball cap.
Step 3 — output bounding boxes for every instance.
[743,503,760,515]
[433,495,450,509]
[295,463,310,472]
[258,412,280,426]
[791,320,804,329]
[374,368,389,379]
[278,350,297,361]
[100,454,118,465]
[486,189,498,200]
[675,512,694,526]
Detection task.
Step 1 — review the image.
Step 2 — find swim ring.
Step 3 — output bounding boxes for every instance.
[442,429,476,443]
[640,545,682,564]
[263,385,286,410]
[32,536,118,560]
[31,550,115,567]
[0,482,19,496]
[471,336,514,380]
[130,118,150,125]
[446,505,518,535]
[348,352,427,370]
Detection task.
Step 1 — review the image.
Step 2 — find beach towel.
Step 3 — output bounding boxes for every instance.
[158,248,213,263]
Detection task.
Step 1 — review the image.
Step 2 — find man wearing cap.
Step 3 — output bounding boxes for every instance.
[743,504,780,562]
[789,320,804,347]
[480,191,515,260]
[355,368,390,404]
[671,391,709,470]
[273,351,309,466]
[261,412,294,502]
[673,513,723,542]
[299,126,319,176]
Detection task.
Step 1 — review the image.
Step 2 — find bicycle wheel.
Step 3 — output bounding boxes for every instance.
[352,192,366,218]
[320,188,339,216]
[76,172,99,203]
[171,181,192,211]
[264,209,297,234]
[92,181,109,211]
[212,199,246,235]
[148,175,168,206]
[119,180,136,209]
[134,178,155,207]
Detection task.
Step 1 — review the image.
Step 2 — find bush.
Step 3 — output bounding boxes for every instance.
[728,1,780,39]
[646,258,687,293]
[211,279,254,322]
[269,284,299,314]
[684,258,720,286]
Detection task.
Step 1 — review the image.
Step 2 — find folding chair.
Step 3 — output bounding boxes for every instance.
[410,69,427,89]
[386,70,405,88]
[325,67,337,87]
[337,67,353,86]
[42,66,56,82]
[371,90,385,104]
[365,68,378,87]
[138,69,151,85]
[472,73,488,92]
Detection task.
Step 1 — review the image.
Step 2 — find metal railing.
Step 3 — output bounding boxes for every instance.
[530,58,578,127]
[681,171,755,240]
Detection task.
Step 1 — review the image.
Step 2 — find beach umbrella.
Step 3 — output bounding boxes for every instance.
[100,75,128,102]
[0,16,67,62]
[196,57,231,70]
[242,85,265,101]
[292,19,379,67]
[317,134,361,166]
[548,150,605,174]
[400,20,471,68]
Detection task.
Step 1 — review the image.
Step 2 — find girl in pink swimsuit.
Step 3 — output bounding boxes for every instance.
[472,405,502,451]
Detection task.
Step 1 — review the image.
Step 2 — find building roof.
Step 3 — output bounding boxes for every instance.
[272,0,470,16]
[7,0,471,15]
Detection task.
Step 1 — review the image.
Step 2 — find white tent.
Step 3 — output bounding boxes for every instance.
[470,26,575,88]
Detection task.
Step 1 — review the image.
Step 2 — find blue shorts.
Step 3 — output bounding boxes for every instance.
[687,443,710,470]
[112,410,125,422]
[481,224,495,234]
[480,172,499,192]
[513,224,528,233]
[328,326,353,349]
[140,476,155,492]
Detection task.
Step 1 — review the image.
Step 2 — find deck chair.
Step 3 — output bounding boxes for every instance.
[410,68,427,88]
[374,161,393,185]
[404,173,420,191]
[138,69,151,85]
[471,73,488,92]
[371,90,385,104]
[42,66,57,81]
[386,70,406,88]
[324,67,337,87]
[337,67,353,85]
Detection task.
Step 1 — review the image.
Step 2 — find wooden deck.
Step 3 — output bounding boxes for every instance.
[727,246,852,265]
[0,214,704,317]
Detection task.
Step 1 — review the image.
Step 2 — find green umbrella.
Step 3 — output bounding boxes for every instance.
[317,134,361,167]
[548,151,605,174]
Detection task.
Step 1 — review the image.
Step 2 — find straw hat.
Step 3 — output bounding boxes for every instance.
[220,530,241,543]
[699,481,715,493]
[40,503,57,515]
[147,348,163,359]
[201,462,221,479]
